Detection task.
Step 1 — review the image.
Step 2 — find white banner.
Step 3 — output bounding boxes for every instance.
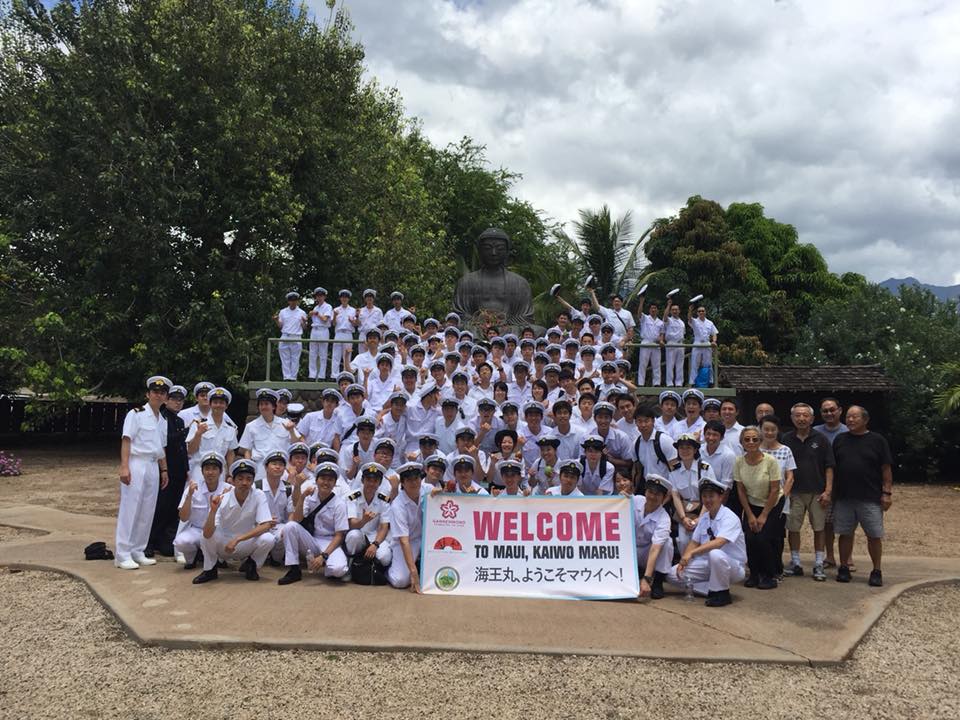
[420,494,639,600]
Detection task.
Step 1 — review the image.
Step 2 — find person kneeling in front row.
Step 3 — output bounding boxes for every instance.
[630,473,674,601]
[344,462,394,572]
[387,462,427,592]
[667,475,747,607]
[277,462,350,585]
[193,459,275,584]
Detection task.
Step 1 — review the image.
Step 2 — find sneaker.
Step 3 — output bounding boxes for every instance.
[114,558,140,570]
[175,552,186,564]
[705,589,732,607]
[131,553,157,567]
[786,564,804,577]
[757,576,778,590]
[812,564,826,582]
[868,569,883,587]
[192,568,218,584]
[836,565,852,583]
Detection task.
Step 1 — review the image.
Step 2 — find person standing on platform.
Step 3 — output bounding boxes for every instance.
[687,302,718,385]
[635,292,664,386]
[357,289,384,351]
[662,295,686,387]
[116,376,170,570]
[308,287,333,381]
[274,291,308,381]
[331,290,356,377]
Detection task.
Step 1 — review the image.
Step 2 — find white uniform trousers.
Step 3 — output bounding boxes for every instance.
[636,345,661,386]
[278,334,302,380]
[115,455,160,562]
[665,345,684,387]
[267,526,285,562]
[667,549,745,595]
[637,537,674,575]
[200,529,274,571]
[689,344,712,385]
[173,524,204,564]
[386,538,421,588]
[281,521,349,577]
[677,524,694,556]
[308,327,331,380]
[345,529,393,566]
[329,332,354,377]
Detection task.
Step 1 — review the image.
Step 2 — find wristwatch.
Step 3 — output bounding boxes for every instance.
[643,575,654,584]
[371,540,380,548]
[320,551,329,560]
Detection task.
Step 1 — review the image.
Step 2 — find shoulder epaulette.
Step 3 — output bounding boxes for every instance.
[134,406,144,412]
[667,458,681,471]
[225,418,236,427]
[377,492,390,503]
[700,461,711,471]
[348,490,362,501]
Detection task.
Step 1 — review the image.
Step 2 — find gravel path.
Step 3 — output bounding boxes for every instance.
[1,568,957,720]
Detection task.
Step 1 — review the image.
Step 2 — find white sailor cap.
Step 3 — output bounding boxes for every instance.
[362,288,377,298]
[336,371,355,383]
[600,360,618,372]
[546,327,562,337]
[459,330,474,341]
[580,345,597,356]
[543,363,561,374]
[599,343,617,354]
[345,383,366,397]
[454,426,477,439]
[286,291,300,301]
[593,401,616,416]
[450,370,469,383]
[456,340,474,353]
[581,434,606,449]
[429,359,446,371]
[400,364,418,376]
[501,400,521,414]
[497,459,523,474]
[659,390,682,405]
[389,390,410,403]
[424,317,440,328]
[682,388,705,404]
[563,338,580,348]
[365,327,382,339]
[390,291,404,301]
[700,475,732,493]
[616,359,631,371]
[512,360,531,372]
[419,380,440,396]
[356,416,377,430]
[193,381,215,396]
[519,337,536,348]
[338,289,352,298]
[286,402,305,416]
[489,336,506,347]
[600,322,615,332]
[534,352,550,363]
[374,352,394,367]
[264,449,289,465]
[587,314,603,324]
[546,343,562,353]
[313,447,339,464]
[477,397,497,410]
[452,454,475,469]
[418,432,440,444]
[523,401,545,415]
[288,442,310,457]
[445,312,460,323]
[397,461,424,477]
[313,286,328,296]
[441,397,461,408]
[374,437,397,452]
[703,397,722,409]
[146,375,173,391]
[321,388,342,402]
[200,451,226,468]
[256,388,280,403]
[169,385,187,398]
[503,333,519,344]
[277,388,293,401]
[360,461,387,477]
[401,312,416,324]
[557,459,582,476]
[644,474,673,494]
[674,433,701,449]
[444,326,461,337]
[209,387,232,404]
[315,461,341,477]
[408,343,425,354]
[229,458,257,477]
[424,453,448,470]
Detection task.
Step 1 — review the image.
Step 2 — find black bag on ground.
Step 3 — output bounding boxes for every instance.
[349,554,388,586]
[84,541,114,561]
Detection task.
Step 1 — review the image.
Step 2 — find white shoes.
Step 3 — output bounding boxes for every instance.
[131,553,157,566]
[115,558,140,570]
[175,552,186,564]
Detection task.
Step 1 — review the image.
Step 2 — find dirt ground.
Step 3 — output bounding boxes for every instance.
[2,442,959,558]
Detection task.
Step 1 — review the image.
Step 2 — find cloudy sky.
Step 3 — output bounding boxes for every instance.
[312,0,960,284]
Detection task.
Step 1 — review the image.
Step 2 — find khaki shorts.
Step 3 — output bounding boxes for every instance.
[786,492,827,533]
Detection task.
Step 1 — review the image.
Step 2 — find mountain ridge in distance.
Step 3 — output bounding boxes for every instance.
[879,276,960,302]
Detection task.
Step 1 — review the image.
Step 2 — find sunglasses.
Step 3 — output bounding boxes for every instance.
[742,437,761,443]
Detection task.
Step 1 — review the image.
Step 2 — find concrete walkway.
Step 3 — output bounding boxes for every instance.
[1,504,957,665]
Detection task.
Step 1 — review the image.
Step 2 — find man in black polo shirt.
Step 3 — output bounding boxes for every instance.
[831,406,893,587]
[782,403,834,581]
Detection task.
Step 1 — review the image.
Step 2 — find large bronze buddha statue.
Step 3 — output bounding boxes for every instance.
[452,228,535,330]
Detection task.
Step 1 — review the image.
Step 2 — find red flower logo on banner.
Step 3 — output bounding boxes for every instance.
[440,499,460,519]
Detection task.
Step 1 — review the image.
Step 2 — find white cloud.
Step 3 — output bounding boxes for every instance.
[320,0,960,283]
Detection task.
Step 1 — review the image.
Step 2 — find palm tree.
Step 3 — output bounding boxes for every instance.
[935,362,960,416]
[553,205,661,305]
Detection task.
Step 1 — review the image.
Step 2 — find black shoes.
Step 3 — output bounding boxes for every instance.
[184,550,202,570]
[744,575,758,588]
[192,568,218,584]
[786,564,804,577]
[239,558,259,581]
[868,569,883,587]
[756,576,777,590]
[278,565,303,585]
[265,556,284,567]
[836,565,852,583]
[650,572,665,600]
[705,590,732,607]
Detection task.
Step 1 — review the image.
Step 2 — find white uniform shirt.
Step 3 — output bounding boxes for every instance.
[670,460,716,503]
[703,445,736,486]
[654,416,683,440]
[519,424,546,466]
[257,477,290,526]
[122,405,168,459]
[178,404,206,426]
[178,478,227,528]
[528,457,559,494]
[301,492,349,539]
[689,317,718,344]
[507,381,533,406]
[616,417,640,445]
[434,416,463,455]
[405,402,441,455]
[388,489,424,544]
[214,488,273,536]
[692,506,747,565]
[278,306,307,335]
[335,405,373,441]
[310,302,333,330]
[578,457,614,495]
[570,413,597,436]
[676,416,706,439]
[598,305,634,337]
[346,489,392,541]
[376,413,409,453]
[638,314,664,343]
[632,499,671,551]
[597,426,631,461]
[545,486,585,497]
[238,416,290,464]
[721,422,745,456]
[357,306,384,335]
[383,307,407,333]
[297,410,341,447]
[333,305,356,334]
[633,430,678,479]
[663,316,686,343]
[338,439,376,472]
[553,427,583,461]
[443,449,489,482]
[186,416,239,465]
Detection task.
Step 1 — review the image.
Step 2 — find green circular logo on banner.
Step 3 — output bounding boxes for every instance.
[435,566,460,591]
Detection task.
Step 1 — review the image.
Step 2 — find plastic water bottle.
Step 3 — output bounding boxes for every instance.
[305,551,316,573]
[684,576,695,602]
